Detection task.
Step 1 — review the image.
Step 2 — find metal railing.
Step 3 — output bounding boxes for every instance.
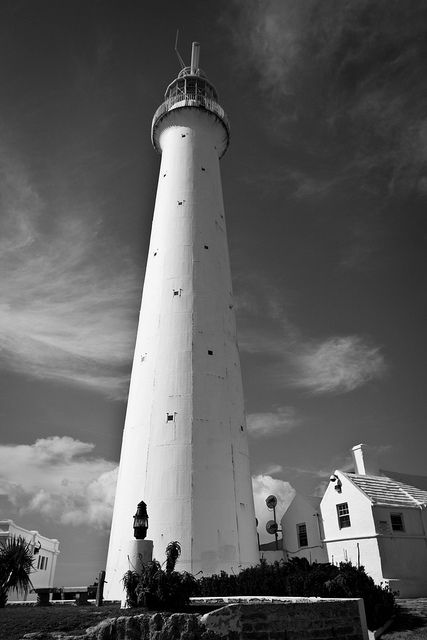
[152,93,230,132]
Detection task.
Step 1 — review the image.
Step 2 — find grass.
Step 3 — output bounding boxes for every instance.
[0,604,143,640]
[2,600,427,640]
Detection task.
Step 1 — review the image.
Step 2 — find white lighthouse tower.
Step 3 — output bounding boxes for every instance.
[105,43,259,600]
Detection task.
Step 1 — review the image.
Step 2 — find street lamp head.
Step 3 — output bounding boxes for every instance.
[133,501,148,540]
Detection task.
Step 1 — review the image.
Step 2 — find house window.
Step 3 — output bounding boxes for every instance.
[297,523,308,547]
[390,513,405,532]
[337,502,351,529]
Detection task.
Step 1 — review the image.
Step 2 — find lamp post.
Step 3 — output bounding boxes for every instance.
[119,500,153,608]
[133,501,148,540]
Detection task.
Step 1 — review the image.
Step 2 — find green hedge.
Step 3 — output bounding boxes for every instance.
[123,557,395,630]
[195,558,396,629]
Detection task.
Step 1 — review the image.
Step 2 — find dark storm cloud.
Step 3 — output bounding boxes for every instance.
[228,0,427,199]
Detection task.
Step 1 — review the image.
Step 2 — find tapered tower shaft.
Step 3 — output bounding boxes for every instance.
[105,45,259,599]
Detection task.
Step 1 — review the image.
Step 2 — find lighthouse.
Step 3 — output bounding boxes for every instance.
[105,42,259,600]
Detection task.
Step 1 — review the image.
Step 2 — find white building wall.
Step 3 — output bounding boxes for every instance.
[374,505,427,596]
[105,107,259,600]
[281,495,328,564]
[321,472,384,583]
[321,472,427,596]
[321,472,377,540]
[0,520,60,601]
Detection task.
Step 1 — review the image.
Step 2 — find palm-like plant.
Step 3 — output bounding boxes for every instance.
[0,536,35,607]
[165,541,181,574]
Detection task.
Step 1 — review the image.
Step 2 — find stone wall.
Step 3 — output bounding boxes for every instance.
[22,598,369,640]
[201,600,369,640]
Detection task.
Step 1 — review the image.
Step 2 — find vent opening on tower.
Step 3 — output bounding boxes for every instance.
[178,200,184,205]
[240,425,244,431]
[204,245,209,249]
[173,288,182,297]
[201,167,206,171]
[181,134,186,138]
[163,173,166,177]
[166,413,175,422]
[208,349,213,355]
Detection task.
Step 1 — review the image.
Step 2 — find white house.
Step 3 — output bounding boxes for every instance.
[281,494,328,564]
[259,494,328,565]
[0,520,60,601]
[321,444,427,597]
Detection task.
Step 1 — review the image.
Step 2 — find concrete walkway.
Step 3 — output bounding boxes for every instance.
[382,599,427,638]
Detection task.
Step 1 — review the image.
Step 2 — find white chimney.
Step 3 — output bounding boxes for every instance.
[351,443,380,476]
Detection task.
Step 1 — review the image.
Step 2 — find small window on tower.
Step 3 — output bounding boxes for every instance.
[163,173,166,177]
[181,134,186,138]
[201,167,206,171]
[240,425,244,431]
[208,349,213,355]
[204,245,209,249]
[166,413,174,422]
[178,201,183,205]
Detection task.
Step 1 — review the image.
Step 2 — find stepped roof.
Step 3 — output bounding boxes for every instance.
[343,472,427,508]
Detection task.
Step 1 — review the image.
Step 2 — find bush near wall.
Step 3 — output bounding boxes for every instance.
[196,558,395,630]
[123,557,395,630]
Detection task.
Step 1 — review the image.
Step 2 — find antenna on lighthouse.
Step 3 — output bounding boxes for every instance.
[174,30,186,70]
[190,41,200,75]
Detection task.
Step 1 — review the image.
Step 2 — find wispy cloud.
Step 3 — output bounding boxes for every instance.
[252,474,295,544]
[227,0,427,198]
[0,152,140,398]
[291,336,387,394]
[236,276,387,395]
[247,407,299,438]
[0,437,117,530]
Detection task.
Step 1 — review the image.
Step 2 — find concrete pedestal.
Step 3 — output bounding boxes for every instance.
[121,539,153,608]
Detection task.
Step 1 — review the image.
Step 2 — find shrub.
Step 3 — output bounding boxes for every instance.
[0,536,34,607]
[122,546,196,610]
[196,558,395,630]
[123,549,395,629]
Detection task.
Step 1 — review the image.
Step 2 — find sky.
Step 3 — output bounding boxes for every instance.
[0,0,426,587]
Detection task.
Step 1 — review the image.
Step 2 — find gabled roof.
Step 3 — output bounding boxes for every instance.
[382,469,427,492]
[343,472,427,508]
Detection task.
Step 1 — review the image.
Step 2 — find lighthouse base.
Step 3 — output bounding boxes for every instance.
[120,539,153,608]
